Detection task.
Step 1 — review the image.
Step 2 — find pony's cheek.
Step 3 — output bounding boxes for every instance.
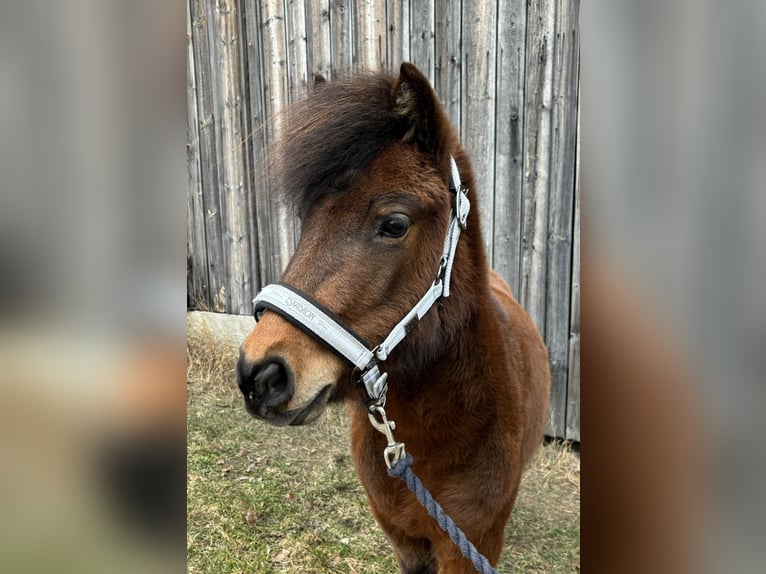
[284,350,344,411]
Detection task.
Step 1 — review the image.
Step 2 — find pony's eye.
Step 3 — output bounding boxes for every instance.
[379,214,411,238]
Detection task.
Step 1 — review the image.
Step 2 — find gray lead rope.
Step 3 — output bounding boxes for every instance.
[253,156,501,573]
[389,455,499,574]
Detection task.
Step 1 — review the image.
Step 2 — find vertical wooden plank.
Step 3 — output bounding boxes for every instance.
[492,0,527,298]
[235,3,261,311]
[241,0,271,296]
[204,0,231,311]
[187,1,207,308]
[461,0,497,261]
[434,0,461,132]
[238,0,261,309]
[307,0,332,78]
[544,0,579,438]
[520,0,556,432]
[190,0,227,312]
[566,66,581,443]
[209,0,255,315]
[187,0,210,309]
[286,0,310,99]
[330,0,354,74]
[409,0,435,83]
[386,0,410,69]
[520,0,555,331]
[356,0,387,70]
[285,0,310,249]
[260,0,297,283]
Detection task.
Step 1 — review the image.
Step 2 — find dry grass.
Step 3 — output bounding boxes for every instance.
[187,313,580,573]
[186,313,242,394]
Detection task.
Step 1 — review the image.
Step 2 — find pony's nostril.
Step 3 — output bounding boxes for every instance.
[256,362,282,388]
[255,361,292,406]
[238,355,293,409]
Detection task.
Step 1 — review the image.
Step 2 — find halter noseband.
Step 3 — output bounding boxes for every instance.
[252,156,470,410]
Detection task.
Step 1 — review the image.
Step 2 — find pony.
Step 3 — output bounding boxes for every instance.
[237,62,550,573]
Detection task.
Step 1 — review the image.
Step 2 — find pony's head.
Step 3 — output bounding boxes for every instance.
[237,63,481,426]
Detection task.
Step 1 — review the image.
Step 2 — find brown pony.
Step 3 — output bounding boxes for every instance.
[237,63,550,573]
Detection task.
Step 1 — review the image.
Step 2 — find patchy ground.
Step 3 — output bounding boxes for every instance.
[187,312,579,573]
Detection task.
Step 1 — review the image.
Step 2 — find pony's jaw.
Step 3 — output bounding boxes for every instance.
[238,311,344,426]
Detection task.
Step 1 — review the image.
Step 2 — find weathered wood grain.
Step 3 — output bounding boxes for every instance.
[186,0,581,440]
[566,72,581,443]
[356,0,386,70]
[544,0,580,437]
[210,0,254,314]
[410,0,435,83]
[307,0,332,79]
[260,0,297,283]
[519,0,556,434]
[434,0,461,133]
[520,0,555,334]
[187,1,209,309]
[286,0,310,100]
[285,0,310,250]
[386,0,410,68]
[190,0,226,312]
[330,0,354,74]
[461,0,497,262]
[241,0,270,300]
[492,0,527,298]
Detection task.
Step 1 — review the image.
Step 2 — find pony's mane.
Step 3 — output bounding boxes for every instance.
[270,72,410,217]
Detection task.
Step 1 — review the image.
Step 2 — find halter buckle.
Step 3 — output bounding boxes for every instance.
[455,185,470,229]
[358,361,388,407]
[437,256,448,278]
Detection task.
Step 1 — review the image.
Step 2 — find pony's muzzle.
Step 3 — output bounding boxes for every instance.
[238,311,345,425]
[237,351,335,426]
[237,356,294,421]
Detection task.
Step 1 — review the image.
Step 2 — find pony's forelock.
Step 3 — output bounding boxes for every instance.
[270,72,409,217]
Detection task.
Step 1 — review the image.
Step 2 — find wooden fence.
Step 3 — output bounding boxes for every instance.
[187,0,580,441]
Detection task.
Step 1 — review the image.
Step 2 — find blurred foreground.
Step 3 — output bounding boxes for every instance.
[584,1,766,572]
[0,1,186,572]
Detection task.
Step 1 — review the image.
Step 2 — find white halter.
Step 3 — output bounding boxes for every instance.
[253,156,470,408]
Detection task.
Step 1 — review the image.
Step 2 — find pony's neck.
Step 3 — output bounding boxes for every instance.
[352,283,499,459]
[391,279,493,397]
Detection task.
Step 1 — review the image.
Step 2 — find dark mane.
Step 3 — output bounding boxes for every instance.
[270,72,408,217]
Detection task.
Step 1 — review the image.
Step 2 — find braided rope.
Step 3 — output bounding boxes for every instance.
[388,454,500,574]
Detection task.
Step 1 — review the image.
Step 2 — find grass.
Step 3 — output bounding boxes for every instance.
[187,315,580,573]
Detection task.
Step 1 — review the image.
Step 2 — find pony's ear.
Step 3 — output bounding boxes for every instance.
[313,73,326,86]
[391,62,445,158]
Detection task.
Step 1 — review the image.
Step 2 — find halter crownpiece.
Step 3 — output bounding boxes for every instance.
[252,155,470,408]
